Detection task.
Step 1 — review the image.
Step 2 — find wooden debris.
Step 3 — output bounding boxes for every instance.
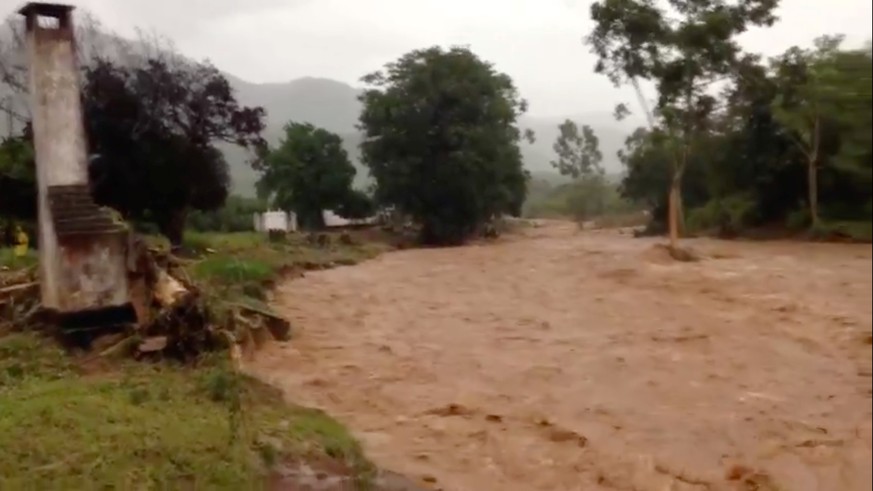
[153,269,189,307]
[2,233,295,361]
[0,281,39,300]
[232,301,292,341]
[138,336,169,353]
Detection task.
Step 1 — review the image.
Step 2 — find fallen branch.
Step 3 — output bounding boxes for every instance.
[0,281,39,299]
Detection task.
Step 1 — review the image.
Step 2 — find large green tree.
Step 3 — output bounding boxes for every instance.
[0,134,35,244]
[587,0,779,248]
[772,35,873,227]
[0,134,34,220]
[1,15,266,247]
[84,57,266,245]
[256,122,358,229]
[358,46,532,245]
[616,35,872,240]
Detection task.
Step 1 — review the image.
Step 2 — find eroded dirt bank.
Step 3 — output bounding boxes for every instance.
[249,222,873,491]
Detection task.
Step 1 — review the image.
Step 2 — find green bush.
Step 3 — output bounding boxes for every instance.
[687,194,758,235]
[687,200,722,233]
[187,196,265,233]
[0,247,38,270]
[811,220,873,242]
[524,176,640,220]
[193,257,275,284]
[786,208,811,231]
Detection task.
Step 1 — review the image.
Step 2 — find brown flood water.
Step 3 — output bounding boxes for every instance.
[249,222,873,491]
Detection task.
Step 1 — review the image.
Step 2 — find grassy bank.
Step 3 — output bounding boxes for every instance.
[0,246,37,270]
[0,333,373,489]
[179,230,389,295]
[0,229,393,489]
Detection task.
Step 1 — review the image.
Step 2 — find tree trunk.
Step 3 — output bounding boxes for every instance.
[808,156,820,228]
[668,178,681,249]
[160,208,188,249]
[300,208,325,231]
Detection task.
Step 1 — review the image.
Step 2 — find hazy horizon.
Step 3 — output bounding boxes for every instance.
[2,0,870,118]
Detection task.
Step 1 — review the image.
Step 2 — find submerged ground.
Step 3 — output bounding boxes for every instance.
[251,221,872,491]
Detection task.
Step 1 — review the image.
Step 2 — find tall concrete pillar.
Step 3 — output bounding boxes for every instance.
[20,2,129,313]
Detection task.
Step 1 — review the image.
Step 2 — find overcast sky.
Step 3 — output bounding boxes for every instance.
[3,0,871,117]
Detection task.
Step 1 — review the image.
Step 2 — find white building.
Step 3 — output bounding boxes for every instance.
[253,210,298,232]
[253,209,380,232]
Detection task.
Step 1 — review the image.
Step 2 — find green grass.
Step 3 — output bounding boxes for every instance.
[183,231,267,254]
[0,247,38,270]
[0,229,394,490]
[0,333,374,490]
[186,231,389,302]
[193,256,276,284]
[812,220,873,242]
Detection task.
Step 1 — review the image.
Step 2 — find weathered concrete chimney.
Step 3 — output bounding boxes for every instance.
[19,2,130,314]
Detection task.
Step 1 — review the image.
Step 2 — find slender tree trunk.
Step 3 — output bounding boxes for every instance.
[668,178,681,248]
[808,115,821,229]
[808,155,819,228]
[668,146,687,249]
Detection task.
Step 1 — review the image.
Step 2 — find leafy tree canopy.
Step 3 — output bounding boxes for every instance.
[587,0,780,245]
[771,36,873,225]
[616,35,872,239]
[0,134,35,222]
[84,56,266,245]
[358,46,531,245]
[256,122,358,229]
[551,120,604,179]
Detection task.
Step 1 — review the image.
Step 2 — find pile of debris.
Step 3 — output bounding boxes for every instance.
[1,235,290,362]
[0,264,41,332]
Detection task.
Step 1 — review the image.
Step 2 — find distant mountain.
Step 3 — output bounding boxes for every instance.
[227,75,362,135]
[218,75,367,196]
[1,16,633,198]
[226,76,634,197]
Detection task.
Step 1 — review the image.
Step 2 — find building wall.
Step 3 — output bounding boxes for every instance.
[253,211,298,232]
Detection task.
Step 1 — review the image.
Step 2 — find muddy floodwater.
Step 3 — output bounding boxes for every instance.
[249,222,872,491]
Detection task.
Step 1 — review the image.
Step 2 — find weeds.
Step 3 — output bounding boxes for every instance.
[0,247,38,270]
[193,256,275,284]
[0,333,374,489]
[0,230,391,488]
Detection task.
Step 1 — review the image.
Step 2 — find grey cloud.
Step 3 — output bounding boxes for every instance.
[5,0,871,118]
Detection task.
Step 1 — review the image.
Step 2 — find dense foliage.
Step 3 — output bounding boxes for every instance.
[256,122,368,230]
[614,39,872,239]
[0,134,34,221]
[586,0,870,241]
[0,135,35,246]
[84,57,266,245]
[541,120,626,221]
[524,174,640,221]
[587,0,780,246]
[187,195,266,233]
[0,24,266,246]
[358,46,531,245]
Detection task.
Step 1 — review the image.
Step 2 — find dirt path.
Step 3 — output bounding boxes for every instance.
[249,222,872,491]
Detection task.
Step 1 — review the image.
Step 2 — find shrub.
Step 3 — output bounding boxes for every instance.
[687,194,758,235]
[786,208,811,231]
